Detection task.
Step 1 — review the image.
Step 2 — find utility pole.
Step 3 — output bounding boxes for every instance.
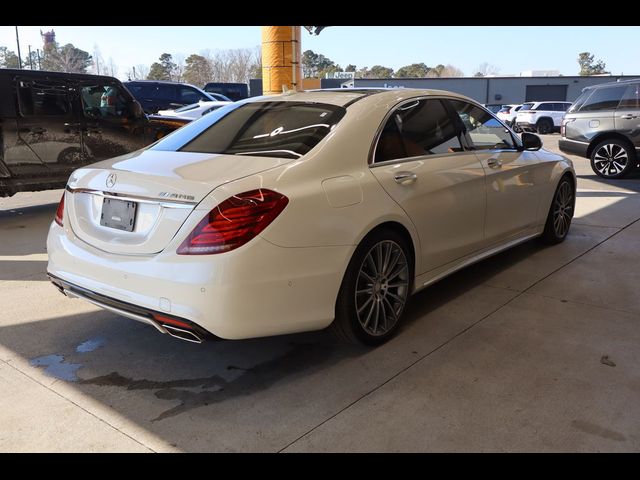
[15,26,22,69]
[28,45,33,69]
[37,49,41,70]
[132,66,137,80]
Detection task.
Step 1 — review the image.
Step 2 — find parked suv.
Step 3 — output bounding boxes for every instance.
[560,79,640,179]
[0,69,178,197]
[515,101,572,134]
[496,104,522,130]
[124,80,222,114]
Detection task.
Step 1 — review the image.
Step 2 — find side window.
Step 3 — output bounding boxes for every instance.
[17,79,70,116]
[537,103,553,111]
[618,84,640,110]
[157,85,176,101]
[80,83,129,119]
[374,99,463,163]
[180,87,206,104]
[449,100,516,151]
[580,86,627,112]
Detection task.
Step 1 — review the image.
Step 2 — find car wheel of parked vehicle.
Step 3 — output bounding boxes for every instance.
[332,229,412,345]
[511,121,522,133]
[590,139,635,179]
[57,147,86,164]
[540,176,575,244]
[536,119,552,135]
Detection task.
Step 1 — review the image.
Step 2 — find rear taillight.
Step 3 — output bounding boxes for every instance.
[177,189,289,255]
[54,193,65,227]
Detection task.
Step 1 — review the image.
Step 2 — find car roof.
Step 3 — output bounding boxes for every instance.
[247,88,479,108]
[0,68,120,83]
[583,78,640,90]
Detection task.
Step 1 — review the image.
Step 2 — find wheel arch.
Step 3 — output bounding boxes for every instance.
[587,132,636,159]
[536,116,554,126]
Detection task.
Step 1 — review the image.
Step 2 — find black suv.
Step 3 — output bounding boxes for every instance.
[124,80,220,113]
[0,69,176,197]
[560,79,640,179]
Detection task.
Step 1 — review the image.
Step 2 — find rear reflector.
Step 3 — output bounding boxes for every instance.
[177,189,288,255]
[152,313,193,330]
[54,193,65,227]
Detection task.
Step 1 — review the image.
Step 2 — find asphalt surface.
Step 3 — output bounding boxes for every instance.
[1,134,639,452]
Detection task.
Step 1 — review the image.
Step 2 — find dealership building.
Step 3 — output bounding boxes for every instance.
[252,74,640,104]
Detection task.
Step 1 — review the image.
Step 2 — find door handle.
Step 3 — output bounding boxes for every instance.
[487,158,502,168]
[620,114,638,120]
[394,172,417,184]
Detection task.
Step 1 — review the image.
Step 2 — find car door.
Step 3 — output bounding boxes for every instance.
[76,78,148,162]
[369,98,487,274]
[12,75,84,179]
[614,83,640,148]
[447,99,542,245]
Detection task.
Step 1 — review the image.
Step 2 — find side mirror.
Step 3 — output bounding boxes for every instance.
[521,132,542,151]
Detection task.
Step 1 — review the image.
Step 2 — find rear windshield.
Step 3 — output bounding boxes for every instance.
[519,103,534,111]
[173,103,200,113]
[151,101,346,159]
[498,107,511,113]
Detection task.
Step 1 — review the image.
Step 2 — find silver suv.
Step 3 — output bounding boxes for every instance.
[559,79,640,179]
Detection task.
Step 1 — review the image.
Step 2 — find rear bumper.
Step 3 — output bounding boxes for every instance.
[46,221,353,340]
[559,138,589,158]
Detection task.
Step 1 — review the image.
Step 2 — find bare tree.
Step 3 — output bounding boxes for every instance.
[125,64,149,80]
[92,44,104,75]
[474,62,500,77]
[172,53,186,82]
[107,57,118,77]
[426,64,464,77]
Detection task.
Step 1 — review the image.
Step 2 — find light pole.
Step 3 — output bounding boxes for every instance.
[15,26,22,69]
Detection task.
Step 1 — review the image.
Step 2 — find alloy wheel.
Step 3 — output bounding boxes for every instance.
[355,240,409,337]
[553,181,574,238]
[593,143,629,177]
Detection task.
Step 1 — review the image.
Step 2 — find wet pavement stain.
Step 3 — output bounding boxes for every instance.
[30,354,82,382]
[80,342,354,422]
[76,337,106,353]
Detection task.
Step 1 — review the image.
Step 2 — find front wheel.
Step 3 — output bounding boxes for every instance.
[331,230,413,345]
[540,176,575,244]
[590,140,635,179]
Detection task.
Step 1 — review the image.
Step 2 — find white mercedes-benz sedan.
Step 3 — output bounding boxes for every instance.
[47,88,576,345]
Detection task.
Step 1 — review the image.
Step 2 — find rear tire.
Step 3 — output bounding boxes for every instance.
[536,119,552,135]
[589,139,635,179]
[331,229,413,346]
[540,176,575,244]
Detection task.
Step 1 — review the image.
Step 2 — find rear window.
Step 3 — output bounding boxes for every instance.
[174,103,200,113]
[152,101,346,159]
[498,107,511,113]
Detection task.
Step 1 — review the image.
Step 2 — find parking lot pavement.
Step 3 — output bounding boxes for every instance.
[1,134,639,452]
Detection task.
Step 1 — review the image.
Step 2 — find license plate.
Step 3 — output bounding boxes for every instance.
[100,198,137,232]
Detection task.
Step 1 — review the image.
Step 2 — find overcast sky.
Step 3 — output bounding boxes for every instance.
[1,26,637,80]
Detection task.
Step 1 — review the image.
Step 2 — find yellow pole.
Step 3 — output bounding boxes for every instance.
[261,26,302,95]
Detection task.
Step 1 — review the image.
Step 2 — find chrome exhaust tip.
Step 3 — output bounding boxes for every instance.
[162,324,203,343]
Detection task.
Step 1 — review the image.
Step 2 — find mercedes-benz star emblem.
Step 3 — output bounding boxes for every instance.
[105,173,117,189]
